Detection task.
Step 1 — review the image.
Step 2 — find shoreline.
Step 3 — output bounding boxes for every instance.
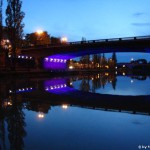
[0,68,150,79]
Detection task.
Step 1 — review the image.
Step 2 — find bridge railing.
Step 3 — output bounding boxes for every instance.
[22,35,150,49]
[69,35,150,45]
[135,35,150,39]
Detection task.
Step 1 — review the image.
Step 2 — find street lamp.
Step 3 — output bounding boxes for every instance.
[61,37,68,43]
[36,29,43,35]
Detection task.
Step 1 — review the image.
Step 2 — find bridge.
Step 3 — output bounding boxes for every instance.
[21,35,150,70]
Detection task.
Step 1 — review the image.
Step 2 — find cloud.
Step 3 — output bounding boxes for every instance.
[132,23,150,26]
[133,12,145,17]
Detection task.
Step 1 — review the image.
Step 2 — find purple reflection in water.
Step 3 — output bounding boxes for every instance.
[44,78,76,94]
[9,87,34,94]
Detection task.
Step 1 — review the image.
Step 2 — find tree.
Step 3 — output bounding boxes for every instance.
[51,36,61,45]
[112,52,117,66]
[111,75,117,90]
[92,54,99,68]
[5,0,25,70]
[25,31,51,46]
[80,55,90,69]
[7,102,26,150]
[100,53,107,68]
[0,0,2,49]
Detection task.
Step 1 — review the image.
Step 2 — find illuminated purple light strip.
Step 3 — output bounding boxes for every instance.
[44,57,67,63]
[45,84,67,91]
[43,54,73,70]
[43,49,108,70]
[9,87,34,93]
[9,55,33,59]
[44,78,76,94]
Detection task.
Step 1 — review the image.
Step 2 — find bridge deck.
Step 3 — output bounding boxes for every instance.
[21,35,150,58]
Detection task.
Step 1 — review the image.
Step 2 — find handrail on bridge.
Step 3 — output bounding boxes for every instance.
[22,35,150,50]
[69,35,150,45]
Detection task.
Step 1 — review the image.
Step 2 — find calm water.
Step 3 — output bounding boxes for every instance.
[0,73,150,150]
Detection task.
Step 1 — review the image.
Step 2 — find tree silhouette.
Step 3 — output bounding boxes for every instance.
[101,53,107,68]
[112,52,117,67]
[80,77,90,92]
[0,120,6,150]
[111,75,117,90]
[0,98,6,150]
[92,54,99,68]
[25,31,51,46]
[7,103,26,150]
[0,0,3,49]
[5,0,25,70]
[80,55,90,69]
[6,82,26,150]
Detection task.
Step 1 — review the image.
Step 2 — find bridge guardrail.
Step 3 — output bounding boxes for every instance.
[22,35,150,50]
[107,38,120,41]
[69,35,150,45]
[136,36,150,39]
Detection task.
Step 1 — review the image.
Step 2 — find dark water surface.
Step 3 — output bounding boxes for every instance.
[0,74,150,150]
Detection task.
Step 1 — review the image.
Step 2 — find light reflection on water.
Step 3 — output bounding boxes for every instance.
[44,74,150,96]
[24,106,150,150]
[0,75,150,150]
[71,75,150,96]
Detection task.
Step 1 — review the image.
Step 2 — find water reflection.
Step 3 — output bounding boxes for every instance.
[78,73,117,93]
[0,74,150,149]
[62,104,69,109]
[69,73,150,96]
[38,113,45,119]
[0,95,26,150]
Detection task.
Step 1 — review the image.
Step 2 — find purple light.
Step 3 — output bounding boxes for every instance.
[44,78,76,94]
[9,87,34,93]
[45,58,48,61]
[43,54,73,70]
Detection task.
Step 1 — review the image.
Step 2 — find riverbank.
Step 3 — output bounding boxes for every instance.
[0,68,150,78]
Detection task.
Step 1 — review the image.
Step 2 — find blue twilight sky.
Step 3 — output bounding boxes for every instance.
[3,0,150,62]
[3,0,150,41]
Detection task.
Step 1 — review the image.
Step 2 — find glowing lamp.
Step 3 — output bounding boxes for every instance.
[69,66,73,69]
[36,30,43,35]
[61,37,68,43]
[38,113,44,118]
[62,105,68,109]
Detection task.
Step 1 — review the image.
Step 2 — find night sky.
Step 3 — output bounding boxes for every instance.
[23,0,150,40]
[3,0,150,62]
